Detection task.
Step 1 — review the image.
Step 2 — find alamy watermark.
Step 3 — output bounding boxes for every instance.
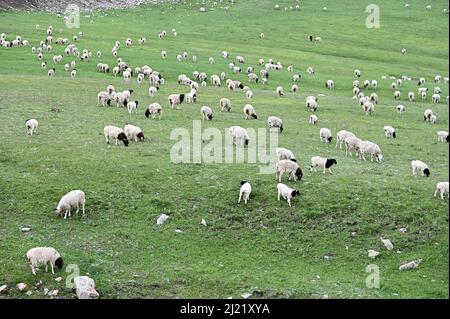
[366,4,380,29]
[365,264,380,288]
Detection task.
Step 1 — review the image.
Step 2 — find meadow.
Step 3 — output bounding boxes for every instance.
[0,0,448,299]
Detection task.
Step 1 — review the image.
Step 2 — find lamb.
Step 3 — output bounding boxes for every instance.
[246,90,253,99]
[309,115,318,125]
[267,116,283,132]
[276,86,284,97]
[325,80,334,89]
[430,114,438,124]
[26,247,64,275]
[336,130,356,149]
[168,94,185,109]
[423,109,434,121]
[25,119,38,136]
[383,125,396,138]
[243,104,257,120]
[396,104,405,114]
[124,124,144,142]
[411,160,430,177]
[145,102,162,120]
[277,183,300,207]
[276,160,303,182]
[310,156,337,174]
[291,84,299,93]
[107,85,115,94]
[200,106,213,121]
[344,136,362,156]
[127,101,139,114]
[437,131,449,143]
[276,147,296,161]
[408,92,415,102]
[220,98,231,112]
[238,181,252,204]
[357,141,383,162]
[103,125,129,146]
[55,189,86,220]
[148,86,159,97]
[319,128,333,143]
[434,182,449,200]
[97,91,111,106]
[228,126,250,146]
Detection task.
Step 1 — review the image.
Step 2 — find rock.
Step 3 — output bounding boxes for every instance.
[241,293,252,299]
[0,284,8,293]
[17,283,27,291]
[156,214,169,225]
[55,277,62,283]
[26,291,32,296]
[200,218,207,227]
[399,259,422,271]
[368,250,380,259]
[44,288,49,295]
[74,276,99,299]
[350,232,357,237]
[380,238,393,251]
[175,228,183,233]
[399,228,407,233]
[48,289,58,296]
[21,227,31,232]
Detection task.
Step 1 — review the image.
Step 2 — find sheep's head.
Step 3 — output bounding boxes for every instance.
[145,109,150,118]
[55,257,64,269]
[240,180,247,186]
[423,168,431,177]
[376,154,384,163]
[295,168,303,180]
[446,135,449,143]
[327,136,333,143]
[251,114,258,120]
[136,132,145,141]
[117,133,129,147]
[291,190,300,197]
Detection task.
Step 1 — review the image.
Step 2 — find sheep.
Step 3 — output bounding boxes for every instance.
[200,106,213,121]
[370,93,379,104]
[220,72,226,80]
[336,130,355,149]
[103,126,129,146]
[236,55,245,63]
[25,119,38,136]
[26,247,64,275]
[115,90,133,107]
[71,69,77,79]
[319,128,333,143]
[124,124,144,142]
[275,160,303,182]
[418,87,428,94]
[434,182,449,200]
[423,109,434,121]
[309,115,318,125]
[220,98,231,112]
[145,103,162,120]
[209,57,214,64]
[97,91,111,107]
[246,90,253,99]
[127,101,139,114]
[48,68,56,77]
[161,50,167,59]
[371,80,378,90]
[186,91,197,104]
[228,126,250,146]
[344,136,362,156]
[408,92,415,102]
[418,77,425,86]
[306,98,318,112]
[432,94,440,104]
[396,79,403,88]
[248,73,258,83]
[411,160,430,177]
[364,80,371,89]
[238,181,252,204]
[434,86,441,94]
[401,48,407,54]
[243,104,257,120]
[222,51,229,58]
[310,156,337,174]
[293,74,301,82]
[55,189,86,220]
[396,104,405,114]
[276,86,284,97]
[420,91,427,100]
[148,86,159,97]
[168,94,185,109]
[291,84,299,94]
[276,147,296,161]
[277,183,300,207]
[137,73,145,84]
[394,90,401,99]
[437,131,449,143]
[383,125,396,138]
[42,62,47,69]
[267,116,283,132]
[325,80,334,89]
[357,141,384,162]
[211,75,221,87]
[362,101,375,115]
[354,69,361,77]
[430,114,438,124]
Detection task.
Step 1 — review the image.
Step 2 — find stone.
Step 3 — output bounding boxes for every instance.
[368,250,380,259]
[380,238,393,251]
[74,276,99,299]
[399,259,422,271]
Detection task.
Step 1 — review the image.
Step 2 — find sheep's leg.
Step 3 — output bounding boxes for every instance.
[64,210,68,219]
[238,192,242,203]
[45,263,48,272]
[328,168,332,174]
[277,191,281,201]
[288,198,292,207]
[31,264,36,275]
[51,263,54,274]
[68,209,71,218]
[75,204,79,215]
[434,189,438,197]
[244,195,248,204]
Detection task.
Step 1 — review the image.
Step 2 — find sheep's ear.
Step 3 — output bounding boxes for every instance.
[240,180,247,185]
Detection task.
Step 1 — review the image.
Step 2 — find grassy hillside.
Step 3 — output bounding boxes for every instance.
[0,0,448,298]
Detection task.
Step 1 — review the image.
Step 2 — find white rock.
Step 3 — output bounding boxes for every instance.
[241,293,252,299]
[74,276,99,299]
[399,259,422,271]
[0,284,8,293]
[43,287,49,295]
[55,277,62,283]
[48,289,58,296]
[380,238,393,251]
[21,227,31,232]
[26,290,32,296]
[17,283,27,291]
[368,250,380,259]
[156,214,169,225]
[175,228,183,233]
[201,219,207,226]
[399,228,407,233]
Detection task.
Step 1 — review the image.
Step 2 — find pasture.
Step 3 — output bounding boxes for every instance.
[0,0,448,299]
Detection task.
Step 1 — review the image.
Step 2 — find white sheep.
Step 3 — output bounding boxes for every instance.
[97,91,111,107]
[310,156,337,174]
[358,141,383,162]
[432,94,440,104]
[275,160,303,182]
[56,190,86,219]
[228,126,250,146]
[408,92,415,102]
[396,104,405,114]
[246,90,253,99]
[325,79,334,89]
[124,124,144,142]
[336,130,355,149]
[309,115,318,125]
[276,86,284,97]
[411,160,430,177]
[267,116,283,132]
[383,125,396,138]
[127,101,139,114]
[437,131,449,143]
[276,147,296,161]
[306,98,318,112]
[200,106,213,121]
[243,104,257,120]
[26,247,64,275]
[145,103,162,119]
[103,125,129,146]
[354,69,361,77]
[277,183,300,207]
[344,136,362,156]
[394,90,401,100]
[220,98,231,112]
[71,69,77,79]
[430,114,438,124]
[434,182,449,199]
[149,86,159,97]
[320,128,332,143]
[291,84,299,93]
[25,119,38,136]
[238,181,252,204]
[423,109,434,121]
[363,101,375,115]
[168,94,185,109]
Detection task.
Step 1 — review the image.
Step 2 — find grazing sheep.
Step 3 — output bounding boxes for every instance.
[310,156,337,174]
[293,74,301,82]
[103,125,129,146]
[277,183,300,207]
[48,68,56,77]
[209,57,214,64]
[238,181,252,204]
[364,80,371,89]
[127,101,139,114]
[291,84,299,93]
[248,73,258,83]
[25,119,38,136]
[124,124,144,142]
[336,130,355,149]
[71,69,77,79]
[276,147,296,161]
[186,91,197,104]
[432,93,440,104]
[320,128,333,143]
[344,136,362,156]
[401,48,406,54]
[394,90,401,100]
[228,126,250,146]
[243,104,257,120]
[26,247,64,275]
[161,50,167,59]
[354,69,361,77]
[418,77,425,86]
[437,131,449,143]
[200,106,213,121]
[396,104,405,114]
[411,160,430,177]
[236,55,245,63]
[363,101,375,115]
[168,94,185,109]
[276,160,303,182]
[325,80,334,89]
[97,91,111,106]
[423,109,434,121]
[383,125,396,138]
[358,141,383,162]
[371,80,378,90]
[220,98,232,112]
[309,115,318,125]
[430,114,438,124]
[408,92,415,102]
[267,116,283,132]
[276,86,284,97]
[55,189,86,219]
[148,86,159,97]
[145,103,162,119]
[211,75,221,87]
[370,93,379,104]
[246,90,253,99]
[434,86,441,94]
[420,91,427,100]
[306,98,318,112]
[434,182,449,199]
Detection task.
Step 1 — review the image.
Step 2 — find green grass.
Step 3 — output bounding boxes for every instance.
[0,0,448,299]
